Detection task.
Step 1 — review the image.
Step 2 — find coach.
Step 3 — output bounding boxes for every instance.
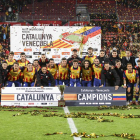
[122,50,136,70]
[36,65,55,88]
[100,62,120,90]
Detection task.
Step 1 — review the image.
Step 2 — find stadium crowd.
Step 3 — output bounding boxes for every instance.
[0,47,140,105]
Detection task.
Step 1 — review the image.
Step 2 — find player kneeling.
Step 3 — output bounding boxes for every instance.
[81,60,92,87]
[70,59,81,87]
[6,62,22,87]
[123,63,139,105]
[22,63,37,87]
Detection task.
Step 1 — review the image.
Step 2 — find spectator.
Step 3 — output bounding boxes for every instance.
[122,50,136,70]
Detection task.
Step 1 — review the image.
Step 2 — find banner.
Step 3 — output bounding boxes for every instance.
[69,21,89,26]
[33,20,62,26]
[1,87,61,106]
[0,22,31,26]
[10,26,101,63]
[64,87,126,106]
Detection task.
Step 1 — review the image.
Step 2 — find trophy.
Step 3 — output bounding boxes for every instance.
[58,85,65,107]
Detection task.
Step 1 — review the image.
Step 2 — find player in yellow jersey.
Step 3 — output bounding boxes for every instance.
[6,62,22,87]
[22,63,37,87]
[47,58,58,86]
[81,60,92,87]
[33,59,41,72]
[92,58,103,87]
[17,52,30,86]
[70,59,81,87]
[58,58,69,86]
[5,52,16,66]
[123,63,139,105]
[17,52,30,67]
[82,47,97,64]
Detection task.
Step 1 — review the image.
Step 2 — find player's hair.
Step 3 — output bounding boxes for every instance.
[20,52,25,56]
[27,62,32,65]
[137,60,140,63]
[73,59,79,63]
[126,49,130,52]
[81,60,90,67]
[33,59,39,62]
[112,50,117,53]
[49,58,54,62]
[72,49,77,52]
[104,62,110,65]
[41,65,46,68]
[84,60,90,64]
[41,54,46,56]
[9,51,14,55]
[127,63,132,66]
[94,58,99,61]
[2,61,7,64]
[13,62,19,66]
[115,59,121,64]
[87,47,93,51]
[100,50,104,52]
[61,57,67,61]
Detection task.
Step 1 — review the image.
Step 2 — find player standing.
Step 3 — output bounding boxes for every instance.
[33,59,41,72]
[17,52,29,67]
[81,60,92,87]
[47,58,58,86]
[123,63,139,105]
[58,58,69,86]
[82,47,97,64]
[92,58,103,87]
[67,49,82,67]
[5,51,16,66]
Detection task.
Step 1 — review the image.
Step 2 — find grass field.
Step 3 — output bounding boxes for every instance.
[65,35,83,42]
[0,106,140,140]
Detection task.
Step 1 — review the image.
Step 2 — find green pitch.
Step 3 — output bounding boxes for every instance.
[65,35,83,42]
[0,106,140,140]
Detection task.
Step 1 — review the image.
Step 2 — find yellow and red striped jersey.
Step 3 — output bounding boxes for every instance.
[34,65,41,72]
[7,68,21,81]
[123,69,138,83]
[47,64,58,79]
[92,64,103,79]
[6,59,16,65]
[22,67,37,83]
[17,60,29,67]
[70,66,81,79]
[58,64,69,80]
[83,55,97,64]
[82,67,93,81]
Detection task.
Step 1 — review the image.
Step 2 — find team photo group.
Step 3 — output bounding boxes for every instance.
[0,47,140,105]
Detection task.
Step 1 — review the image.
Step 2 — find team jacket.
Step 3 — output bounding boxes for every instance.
[38,58,49,67]
[115,66,124,86]
[67,55,83,67]
[0,65,8,88]
[101,67,120,86]
[36,70,55,87]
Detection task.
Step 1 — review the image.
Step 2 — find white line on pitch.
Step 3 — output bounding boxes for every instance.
[63,106,81,140]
